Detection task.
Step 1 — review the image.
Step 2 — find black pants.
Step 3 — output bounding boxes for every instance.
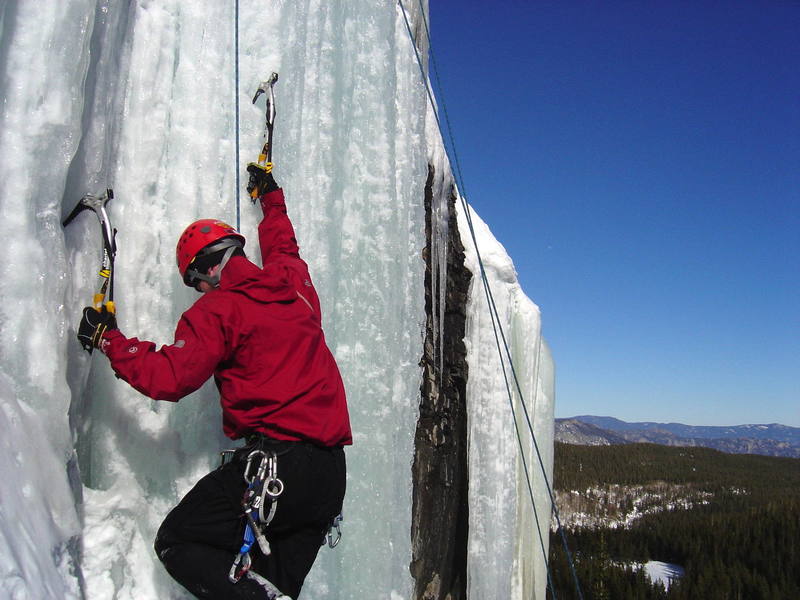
[154,441,346,599]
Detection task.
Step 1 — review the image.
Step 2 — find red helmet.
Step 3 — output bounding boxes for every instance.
[176,219,245,280]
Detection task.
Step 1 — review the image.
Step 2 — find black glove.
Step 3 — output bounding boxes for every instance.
[77,306,117,354]
[246,163,279,198]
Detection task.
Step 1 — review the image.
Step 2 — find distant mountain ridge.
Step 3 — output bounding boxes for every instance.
[555,416,800,458]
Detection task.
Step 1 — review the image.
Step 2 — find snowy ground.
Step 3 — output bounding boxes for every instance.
[638,560,685,591]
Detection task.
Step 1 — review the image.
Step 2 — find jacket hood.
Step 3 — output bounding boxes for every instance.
[216,256,297,303]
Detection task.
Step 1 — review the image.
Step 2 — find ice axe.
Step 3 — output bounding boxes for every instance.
[62,189,117,314]
[248,72,279,201]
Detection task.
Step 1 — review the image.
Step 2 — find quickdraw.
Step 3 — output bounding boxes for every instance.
[229,449,284,583]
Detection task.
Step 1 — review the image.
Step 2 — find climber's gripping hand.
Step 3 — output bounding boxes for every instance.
[246,163,279,200]
[77,305,117,354]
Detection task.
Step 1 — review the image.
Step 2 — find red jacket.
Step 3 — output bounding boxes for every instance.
[103,188,352,446]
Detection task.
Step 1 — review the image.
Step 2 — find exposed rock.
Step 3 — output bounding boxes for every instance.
[410,164,471,600]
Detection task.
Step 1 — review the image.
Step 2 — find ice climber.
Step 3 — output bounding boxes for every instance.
[77,166,352,600]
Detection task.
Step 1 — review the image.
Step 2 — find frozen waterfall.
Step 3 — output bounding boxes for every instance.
[0,1,554,599]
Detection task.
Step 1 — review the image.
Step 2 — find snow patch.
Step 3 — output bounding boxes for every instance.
[636,560,685,591]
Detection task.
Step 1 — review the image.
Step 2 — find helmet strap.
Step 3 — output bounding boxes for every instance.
[185,240,241,289]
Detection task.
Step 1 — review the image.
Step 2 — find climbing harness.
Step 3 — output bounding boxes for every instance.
[225,442,345,583]
[229,449,284,583]
[247,73,279,201]
[396,1,584,598]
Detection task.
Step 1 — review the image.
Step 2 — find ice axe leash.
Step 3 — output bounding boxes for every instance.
[62,189,118,315]
[247,72,278,202]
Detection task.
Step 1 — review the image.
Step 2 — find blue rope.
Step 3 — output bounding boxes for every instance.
[397,1,584,597]
[234,0,241,230]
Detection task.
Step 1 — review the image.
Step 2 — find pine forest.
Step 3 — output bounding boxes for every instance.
[547,442,800,599]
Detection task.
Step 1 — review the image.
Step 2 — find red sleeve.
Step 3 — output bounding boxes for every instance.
[102,306,226,401]
[257,188,323,315]
[258,188,300,264]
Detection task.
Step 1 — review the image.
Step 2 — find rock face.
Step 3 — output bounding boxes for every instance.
[410,165,472,600]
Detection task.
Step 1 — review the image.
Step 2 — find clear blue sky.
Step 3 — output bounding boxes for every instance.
[427,1,799,426]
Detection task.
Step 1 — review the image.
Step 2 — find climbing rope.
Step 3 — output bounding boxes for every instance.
[397,1,584,598]
[234,0,241,230]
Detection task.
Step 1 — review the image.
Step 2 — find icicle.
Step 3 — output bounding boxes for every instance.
[430,166,450,382]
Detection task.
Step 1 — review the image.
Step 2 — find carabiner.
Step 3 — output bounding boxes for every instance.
[243,450,267,484]
[327,513,343,548]
[228,551,252,583]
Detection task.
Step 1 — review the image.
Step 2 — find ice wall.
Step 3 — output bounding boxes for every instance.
[0,1,554,598]
[422,119,555,598]
[456,203,555,599]
[0,2,94,598]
